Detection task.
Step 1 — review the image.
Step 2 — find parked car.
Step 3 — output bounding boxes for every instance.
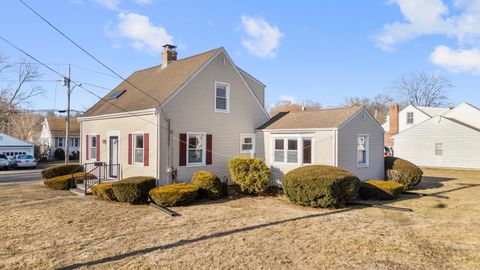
[7,156,17,168]
[0,154,9,170]
[384,146,394,157]
[15,155,37,169]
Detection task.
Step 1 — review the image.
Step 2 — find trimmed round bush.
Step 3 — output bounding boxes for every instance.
[228,157,271,194]
[149,183,199,206]
[91,183,117,201]
[385,157,423,190]
[282,165,360,209]
[54,148,65,160]
[44,172,95,190]
[41,164,82,179]
[191,171,222,199]
[359,180,405,200]
[112,176,156,204]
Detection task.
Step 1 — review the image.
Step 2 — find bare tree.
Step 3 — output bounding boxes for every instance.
[392,72,452,107]
[0,57,44,133]
[343,94,393,123]
[8,112,43,142]
[269,99,322,116]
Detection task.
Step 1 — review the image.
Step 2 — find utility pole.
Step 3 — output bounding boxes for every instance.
[64,65,71,164]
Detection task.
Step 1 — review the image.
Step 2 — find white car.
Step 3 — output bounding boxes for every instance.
[15,155,37,169]
[0,154,8,170]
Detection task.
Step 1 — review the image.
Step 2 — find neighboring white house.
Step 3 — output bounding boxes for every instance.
[257,106,385,181]
[0,133,34,158]
[382,104,451,133]
[38,115,80,159]
[79,45,385,185]
[389,102,480,169]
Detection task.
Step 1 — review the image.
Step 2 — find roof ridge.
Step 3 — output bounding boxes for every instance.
[130,47,222,74]
[443,116,480,133]
[287,106,361,114]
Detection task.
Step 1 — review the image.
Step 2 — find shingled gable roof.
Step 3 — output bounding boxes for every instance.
[257,106,363,130]
[46,116,80,137]
[83,48,223,117]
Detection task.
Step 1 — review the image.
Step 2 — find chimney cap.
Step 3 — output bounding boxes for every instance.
[162,44,177,49]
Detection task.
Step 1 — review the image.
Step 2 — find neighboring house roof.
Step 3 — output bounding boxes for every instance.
[83,48,222,117]
[414,106,450,117]
[46,116,80,137]
[443,117,480,133]
[0,133,33,147]
[257,106,362,129]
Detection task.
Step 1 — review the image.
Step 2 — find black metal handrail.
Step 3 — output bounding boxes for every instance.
[81,162,120,195]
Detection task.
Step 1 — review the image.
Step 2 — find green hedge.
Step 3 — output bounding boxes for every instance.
[282,165,360,209]
[41,164,82,179]
[149,183,199,206]
[44,172,95,190]
[91,183,117,201]
[385,157,423,190]
[359,180,405,200]
[228,157,271,194]
[191,171,222,199]
[112,176,156,204]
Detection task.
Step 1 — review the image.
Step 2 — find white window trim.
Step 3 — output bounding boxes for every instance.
[270,134,315,166]
[214,81,230,113]
[87,134,98,161]
[132,132,145,166]
[186,132,207,167]
[435,143,443,156]
[219,56,226,66]
[357,134,369,168]
[240,134,256,154]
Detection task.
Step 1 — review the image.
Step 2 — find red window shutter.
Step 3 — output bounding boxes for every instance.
[96,135,100,161]
[206,134,212,165]
[85,135,89,160]
[144,133,149,166]
[179,133,187,166]
[128,134,132,165]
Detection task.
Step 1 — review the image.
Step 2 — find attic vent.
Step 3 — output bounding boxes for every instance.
[219,57,226,66]
[107,89,126,100]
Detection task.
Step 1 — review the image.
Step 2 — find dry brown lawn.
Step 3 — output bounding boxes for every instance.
[1,168,480,270]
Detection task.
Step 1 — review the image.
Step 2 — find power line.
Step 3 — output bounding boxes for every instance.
[17,0,163,104]
[75,81,111,91]
[71,64,119,79]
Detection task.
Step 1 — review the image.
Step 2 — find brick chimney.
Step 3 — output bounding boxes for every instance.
[385,103,399,147]
[389,103,399,135]
[162,44,177,68]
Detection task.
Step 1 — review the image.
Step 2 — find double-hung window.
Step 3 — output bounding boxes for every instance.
[188,133,205,166]
[357,135,369,167]
[406,112,414,124]
[215,82,229,112]
[89,136,97,161]
[72,138,79,147]
[435,143,443,156]
[240,134,255,153]
[133,134,144,165]
[273,137,312,165]
[55,137,64,148]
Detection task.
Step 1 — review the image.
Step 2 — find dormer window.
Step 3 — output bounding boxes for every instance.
[215,82,230,113]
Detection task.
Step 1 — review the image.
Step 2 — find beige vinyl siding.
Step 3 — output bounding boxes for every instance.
[394,116,480,169]
[159,51,269,184]
[337,109,384,180]
[80,113,158,179]
[240,70,265,107]
[261,129,336,184]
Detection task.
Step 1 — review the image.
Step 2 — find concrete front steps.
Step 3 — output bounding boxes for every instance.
[69,181,92,196]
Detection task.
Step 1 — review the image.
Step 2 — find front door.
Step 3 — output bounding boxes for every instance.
[109,136,119,178]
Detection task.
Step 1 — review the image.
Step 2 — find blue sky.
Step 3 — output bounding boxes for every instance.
[1,0,479,112]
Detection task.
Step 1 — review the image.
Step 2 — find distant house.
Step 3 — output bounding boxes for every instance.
[257,106,385,181]
[38,115,80,159]
[385,102,480,169]
[0,133,34,158]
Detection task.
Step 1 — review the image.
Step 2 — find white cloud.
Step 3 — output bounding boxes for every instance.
[109,12,173,54]
[133,0,153,5]
[241,15,284,59]
[430,45,480,73]
[95,0,120,10]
